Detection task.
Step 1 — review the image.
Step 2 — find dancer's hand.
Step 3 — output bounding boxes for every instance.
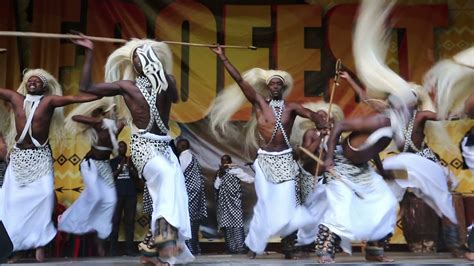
[339,71,351,81]
[70,32,93,50]
[210,44,224,56]
[323,158,334,171]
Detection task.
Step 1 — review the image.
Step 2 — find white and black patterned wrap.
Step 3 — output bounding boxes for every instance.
[131,134,170,178]
[217,168,244,228]
[184,156,208,222]
[323,151,374,188]
[256,150,299,184]
[88,158,114,188]
[298,165,315,203]
[10,146,53,186]
[416,147,440,164]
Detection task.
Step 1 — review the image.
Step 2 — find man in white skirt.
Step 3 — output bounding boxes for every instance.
[209,45,328,259]
[58,96,124,257]
[0,65,99,262]
[78,36,193,265]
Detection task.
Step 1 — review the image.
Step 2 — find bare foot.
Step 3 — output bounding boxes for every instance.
[296,251,310,259]
[35,248,45,262]
[317,254,335,264]
[247,251,256,259]
[158,244,179,259]
[97,242,105,257]
[465,252,474,261]
[365,254,395,262]
[7,253,22,264]
[139,256,170,266]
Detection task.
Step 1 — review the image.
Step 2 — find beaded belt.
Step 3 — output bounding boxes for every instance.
[11,145,53,186]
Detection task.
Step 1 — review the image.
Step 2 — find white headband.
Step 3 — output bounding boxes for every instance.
[266,74,286,86]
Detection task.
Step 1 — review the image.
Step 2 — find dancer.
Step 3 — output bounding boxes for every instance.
[78,36,193,265]
[59,97,124,256]
[291,101,344,202]
[0,64,99,262]
[209,45,327,258]
[303,1,423,263]
[176,139,208,255]
[214,154,254,254]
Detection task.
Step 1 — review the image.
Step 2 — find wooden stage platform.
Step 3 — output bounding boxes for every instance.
[7,252,472,265]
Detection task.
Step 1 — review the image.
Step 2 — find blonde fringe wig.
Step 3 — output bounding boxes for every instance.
[64,97,116,146]
[353,0,416,106]
[208,68,294,152]
[4,69,65,150]
[353,0,417,147]
[423,47,474,120]
[290,101,344,146]
[104,39,173,124]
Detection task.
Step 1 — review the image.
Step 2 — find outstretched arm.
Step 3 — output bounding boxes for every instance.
[210,45,263,105]
[293,104,328,130]
[324,115,390,169]
[72,115,102,126]
[71,35,126,97]
[48,93,101,107]
[0,88,22,105]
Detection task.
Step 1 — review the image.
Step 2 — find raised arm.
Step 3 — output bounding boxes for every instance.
[166,74,178,103]
[210,45,263,105]
[340,71,388,113]
[71,36,126,97]
[340,71,368,101]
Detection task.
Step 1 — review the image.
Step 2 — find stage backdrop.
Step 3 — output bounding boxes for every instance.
[0,0,473,245]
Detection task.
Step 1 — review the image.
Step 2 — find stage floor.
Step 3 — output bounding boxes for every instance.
[8,252,471,265]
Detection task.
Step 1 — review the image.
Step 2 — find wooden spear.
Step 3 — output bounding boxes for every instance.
[314,59,342,179]
[0,31,257,50]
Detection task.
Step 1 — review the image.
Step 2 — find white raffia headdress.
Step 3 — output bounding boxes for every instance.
[353,0,417,146]
[104,39,173,124]
[353,0,416,107]
[423,47,474,120]
[208,68,293,153]
[64,97,116,145]
[4,69,64,150]
[290,101,344,146]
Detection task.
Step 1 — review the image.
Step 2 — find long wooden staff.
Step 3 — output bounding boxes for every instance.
[299,146,364,199]
[0,31,257,50]
[314,59,342,178]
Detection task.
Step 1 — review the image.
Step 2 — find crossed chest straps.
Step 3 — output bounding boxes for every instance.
[261,99,291,148]
[135,76,169,134]
[403,110,424,152]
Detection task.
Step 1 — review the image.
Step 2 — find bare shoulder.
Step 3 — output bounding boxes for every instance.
[285,101,303,110]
